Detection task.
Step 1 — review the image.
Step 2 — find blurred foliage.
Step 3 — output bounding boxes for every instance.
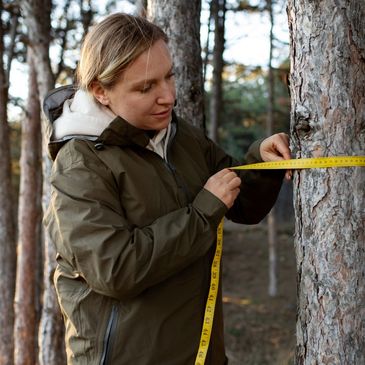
[206,61,290,160]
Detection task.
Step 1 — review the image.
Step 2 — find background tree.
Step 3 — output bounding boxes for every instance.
[209,0,226,142]
[13,48,42,365]
[266,0,277,297]
[287,0,365,363]
[148,0,205,129]
[19,1,62,363]
[0,1,18,364]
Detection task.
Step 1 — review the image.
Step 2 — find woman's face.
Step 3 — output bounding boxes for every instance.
[93,39,176,131]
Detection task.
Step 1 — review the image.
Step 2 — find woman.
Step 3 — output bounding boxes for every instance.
[44,13,290,365]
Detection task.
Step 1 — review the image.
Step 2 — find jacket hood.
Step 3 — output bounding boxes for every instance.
[44,85,176,161]
[53,90,116,140]
[44,85,115,141]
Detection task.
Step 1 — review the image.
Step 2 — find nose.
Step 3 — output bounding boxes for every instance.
[156,81,176,105]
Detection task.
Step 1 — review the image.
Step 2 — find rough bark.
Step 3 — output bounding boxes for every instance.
[0,1,16,364]
[148,0,205,130]
[287,0,365,363]
[266,0,278,298]
[14,48,42,365]
[209,0,226,143]
[20,1,65,364]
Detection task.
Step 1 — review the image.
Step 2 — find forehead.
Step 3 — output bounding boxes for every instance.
[121,40,173,84]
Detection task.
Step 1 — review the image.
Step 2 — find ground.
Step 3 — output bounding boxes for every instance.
[222,221,297,365]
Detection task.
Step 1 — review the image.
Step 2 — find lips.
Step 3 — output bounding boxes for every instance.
[151,109,171,117]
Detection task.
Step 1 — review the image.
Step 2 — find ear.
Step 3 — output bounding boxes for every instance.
[90,81,110,106]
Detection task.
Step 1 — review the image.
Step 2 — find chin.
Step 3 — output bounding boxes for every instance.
[150,117,171,130]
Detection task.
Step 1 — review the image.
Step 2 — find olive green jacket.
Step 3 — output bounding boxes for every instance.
[44,87,284,365]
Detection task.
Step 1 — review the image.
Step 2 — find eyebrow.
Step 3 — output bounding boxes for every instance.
[130,65,175,89]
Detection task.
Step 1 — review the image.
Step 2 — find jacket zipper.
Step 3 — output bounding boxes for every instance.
[99,305,118,365]
[163,160,191,203]
[163,123,192,204]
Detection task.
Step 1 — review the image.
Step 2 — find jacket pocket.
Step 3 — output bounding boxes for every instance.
[99,304,119,365]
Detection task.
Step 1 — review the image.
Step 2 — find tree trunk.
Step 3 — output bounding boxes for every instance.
[148,0,205,130]
[287,0,365,363]
[209,0,226,143]
[14,48,42,365]
[20,1,65,364]
[202,0,213,88]
[136,0,148,17]
[20,0,54,102]
[0,2,16,365]
[266,0,277,298]
[267,210,277,297]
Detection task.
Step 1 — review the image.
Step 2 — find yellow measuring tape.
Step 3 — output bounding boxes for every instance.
[195,155,365,365]
[195,220,223,365]
[230,156,365,170]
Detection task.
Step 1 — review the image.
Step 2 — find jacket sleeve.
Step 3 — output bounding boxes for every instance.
[46,157,227,301]
[204,136,285,224]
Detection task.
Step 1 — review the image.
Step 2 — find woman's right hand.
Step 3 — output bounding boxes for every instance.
[204,169,241,209]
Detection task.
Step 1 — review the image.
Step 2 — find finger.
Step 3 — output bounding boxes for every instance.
[285,170,292,180]
[276,133,291,160]
[222,171,239,182]
[267,136,291,161]
[227,176,241,189]
[213,168,232,179]
[232,187,241,198]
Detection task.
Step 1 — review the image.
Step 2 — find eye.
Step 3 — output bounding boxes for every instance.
[167,72,175,79]
[140,84,152,93]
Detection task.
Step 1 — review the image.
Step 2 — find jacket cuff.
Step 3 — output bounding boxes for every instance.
[245,138,264,164]
[192,188,228,227]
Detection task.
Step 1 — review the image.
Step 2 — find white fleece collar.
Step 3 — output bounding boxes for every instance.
[52,90,116,140]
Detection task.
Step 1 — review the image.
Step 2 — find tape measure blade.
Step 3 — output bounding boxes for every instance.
[231,156,365,170]
[194,220,224,365]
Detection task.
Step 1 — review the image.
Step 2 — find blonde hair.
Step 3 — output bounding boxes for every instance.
[76,13,168,91]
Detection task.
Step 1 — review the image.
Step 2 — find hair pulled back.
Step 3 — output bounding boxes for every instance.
[76,13,168,91]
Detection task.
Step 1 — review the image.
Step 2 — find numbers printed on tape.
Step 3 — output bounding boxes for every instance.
[195,156,365,365]
[194,220,223,365]
[231,156,365,170]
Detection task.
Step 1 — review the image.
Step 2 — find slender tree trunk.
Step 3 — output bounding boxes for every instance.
[136,0,148,17]
[266,0,278,297]
[148,0,205,130]
[202,0,213,88]
[0,2,16,365]
[267,211,277,296]
[209,0,226,143]
[19,1,65,364]
[14,48,42,365]
[287,0,365,363]
[20,0,54,101]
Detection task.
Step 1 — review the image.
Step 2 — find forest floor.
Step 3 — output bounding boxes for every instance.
[222,221,297,365]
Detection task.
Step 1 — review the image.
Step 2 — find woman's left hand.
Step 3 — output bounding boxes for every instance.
[259,133,292,180]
